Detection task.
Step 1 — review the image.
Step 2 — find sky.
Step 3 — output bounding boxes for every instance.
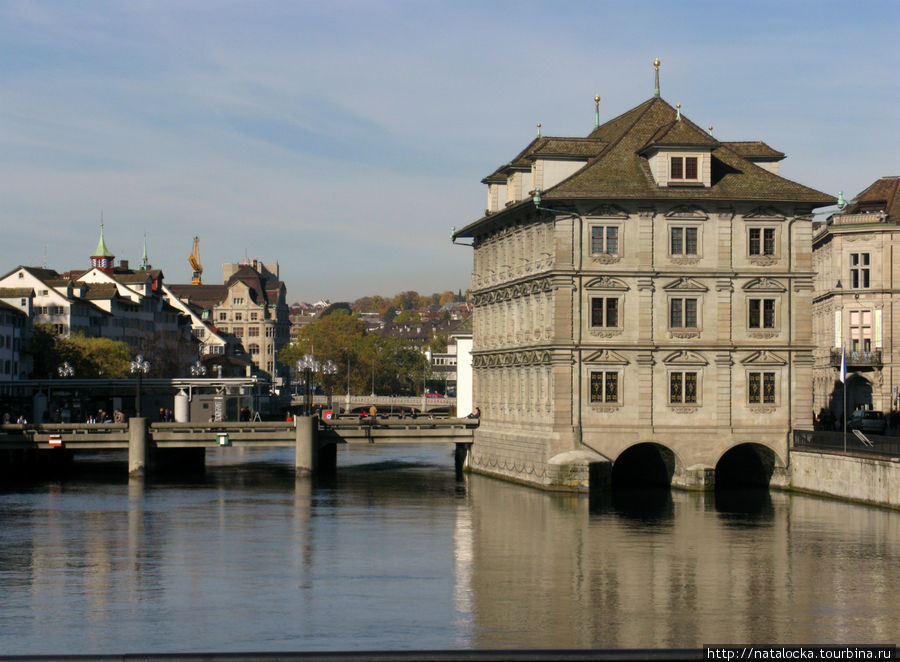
[1,1,897,303]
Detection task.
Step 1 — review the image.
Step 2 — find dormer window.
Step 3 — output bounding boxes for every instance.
[670,156,698,180]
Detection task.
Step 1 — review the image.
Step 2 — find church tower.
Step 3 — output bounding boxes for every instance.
[90,222,115,273]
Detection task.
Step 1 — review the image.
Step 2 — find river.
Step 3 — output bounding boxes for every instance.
[0,445,896,654]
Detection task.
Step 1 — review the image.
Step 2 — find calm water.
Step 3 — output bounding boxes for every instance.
[0,445,897,654]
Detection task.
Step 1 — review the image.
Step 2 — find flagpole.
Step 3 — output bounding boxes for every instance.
[841,347,847,453]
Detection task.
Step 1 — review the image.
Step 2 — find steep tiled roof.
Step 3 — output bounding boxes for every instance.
[843,176,900,221]
[548,97,833,203]
[167,284,228,309]
[81,283,120,300]
[457,97,834,238]
[722,141,785,160]
[530,138,607,158]
[0,266,61,282]
[0,288,34,298]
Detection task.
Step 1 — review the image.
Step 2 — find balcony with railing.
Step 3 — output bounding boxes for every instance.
[830,348,882,368]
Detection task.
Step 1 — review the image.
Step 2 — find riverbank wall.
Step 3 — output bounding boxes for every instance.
[789,449,900,509]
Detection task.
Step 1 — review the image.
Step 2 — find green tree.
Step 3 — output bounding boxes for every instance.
[393,309,420,323]
[63,334,131,377]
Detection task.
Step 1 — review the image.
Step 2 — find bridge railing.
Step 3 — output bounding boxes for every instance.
[792,429,900,458]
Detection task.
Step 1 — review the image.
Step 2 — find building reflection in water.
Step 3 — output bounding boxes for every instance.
[459,474,898,648]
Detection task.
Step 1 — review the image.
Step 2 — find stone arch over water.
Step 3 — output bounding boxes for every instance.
[715,443,783,488]
[611,442,677,488]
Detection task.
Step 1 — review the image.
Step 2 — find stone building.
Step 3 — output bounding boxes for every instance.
[453,70,833,491]
[812,176,899,418]
[168,259,290,382]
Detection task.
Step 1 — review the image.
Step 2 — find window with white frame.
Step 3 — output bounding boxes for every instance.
[670,156,698,180]
[590,297,619,328]
[748,371,776,404]
[590,371,619,403]
[670,226,698,255]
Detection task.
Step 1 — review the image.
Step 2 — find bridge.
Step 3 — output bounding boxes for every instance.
[293,394,457,414]
[0,417,477,479]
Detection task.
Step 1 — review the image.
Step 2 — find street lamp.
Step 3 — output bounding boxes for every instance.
[296,354,321,416]
[322,359,338,412]
[130,354,150,417]
[190,360,207,377]
[57,361,74,378]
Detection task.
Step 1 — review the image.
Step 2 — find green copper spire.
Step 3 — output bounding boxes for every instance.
[93,221,114,257]
[653,58,660,98]
[140,233,149,269]
[536,122,542,138]
[594,95,600,128]
[837,191,846,210]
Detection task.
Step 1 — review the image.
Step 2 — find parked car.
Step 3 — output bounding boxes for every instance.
[847,410,886,435]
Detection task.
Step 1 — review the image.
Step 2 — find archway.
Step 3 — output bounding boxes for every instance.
[715,443,777,489]
[611,443,675,489]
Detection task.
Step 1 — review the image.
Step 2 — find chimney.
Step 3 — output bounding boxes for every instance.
[119,259,129,270]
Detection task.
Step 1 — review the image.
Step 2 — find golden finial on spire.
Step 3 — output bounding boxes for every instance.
[653,58,661,98]
[536,122,542,138]
[676,103,681,120]
[708,125,714,135]
[594,95,601,128]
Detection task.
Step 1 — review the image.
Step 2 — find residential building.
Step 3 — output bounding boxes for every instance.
[812,176,899,417]
[0,300,29,381]
[453,68,833,491]
[168,258,290,381]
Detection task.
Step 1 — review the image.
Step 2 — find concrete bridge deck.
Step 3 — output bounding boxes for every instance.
[0,418,477,478]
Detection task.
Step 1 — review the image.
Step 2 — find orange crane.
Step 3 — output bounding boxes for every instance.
[189,236,203,285]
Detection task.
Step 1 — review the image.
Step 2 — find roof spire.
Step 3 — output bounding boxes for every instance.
[140,232,149,270]
[536,122,542,138]
[676,103,681,121]
[594,95,601,128]
[708,125,714,135]
[93,216,113,258]
[837,191,846,210]
[653,58,661,98]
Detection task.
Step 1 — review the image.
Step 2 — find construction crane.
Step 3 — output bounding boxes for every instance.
[189,236,203,285]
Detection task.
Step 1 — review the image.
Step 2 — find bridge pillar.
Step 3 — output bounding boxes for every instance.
[672,464,715,491]
[128,417,148,477]
[455,443,471,479]
[294,416,318,475]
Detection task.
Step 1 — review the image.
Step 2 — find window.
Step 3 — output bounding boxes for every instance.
[590,226,619,255]
[670,227,698,255]
[234,327,244,337]
[248,327,259,337]
[669,298,698,328]
[670,372,698,404]
[670,156,698,180]
[749,298,776,329]
[234,313,243,321]
[50,306,64,315]
[218,326,228,333]
[233,297,244,305]
[749,228,776,256]
[748,372,776,404]
[590,371,619,403]
[218,312,226,321]
[850,253,870,289]
[192,328,206,338]
[590,297,619,327]
[849,310,872,352]
[250,312,258,321]
[249,344,260,355]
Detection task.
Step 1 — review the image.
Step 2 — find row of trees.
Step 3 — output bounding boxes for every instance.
[27,325,198,379]
[351,290,463,315]
[277,312,432,396]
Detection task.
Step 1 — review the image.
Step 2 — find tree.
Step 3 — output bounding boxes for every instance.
[25,326,131,378]
[439,290,456,306]
[393,309,420,323]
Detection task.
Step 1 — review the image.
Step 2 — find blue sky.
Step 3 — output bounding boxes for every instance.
[1,0,897,302]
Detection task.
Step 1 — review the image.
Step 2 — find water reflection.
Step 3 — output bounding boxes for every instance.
[0,447,897,654]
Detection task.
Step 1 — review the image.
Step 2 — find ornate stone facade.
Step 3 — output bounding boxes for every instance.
[454,92,833,491]
[811,177,899,419]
